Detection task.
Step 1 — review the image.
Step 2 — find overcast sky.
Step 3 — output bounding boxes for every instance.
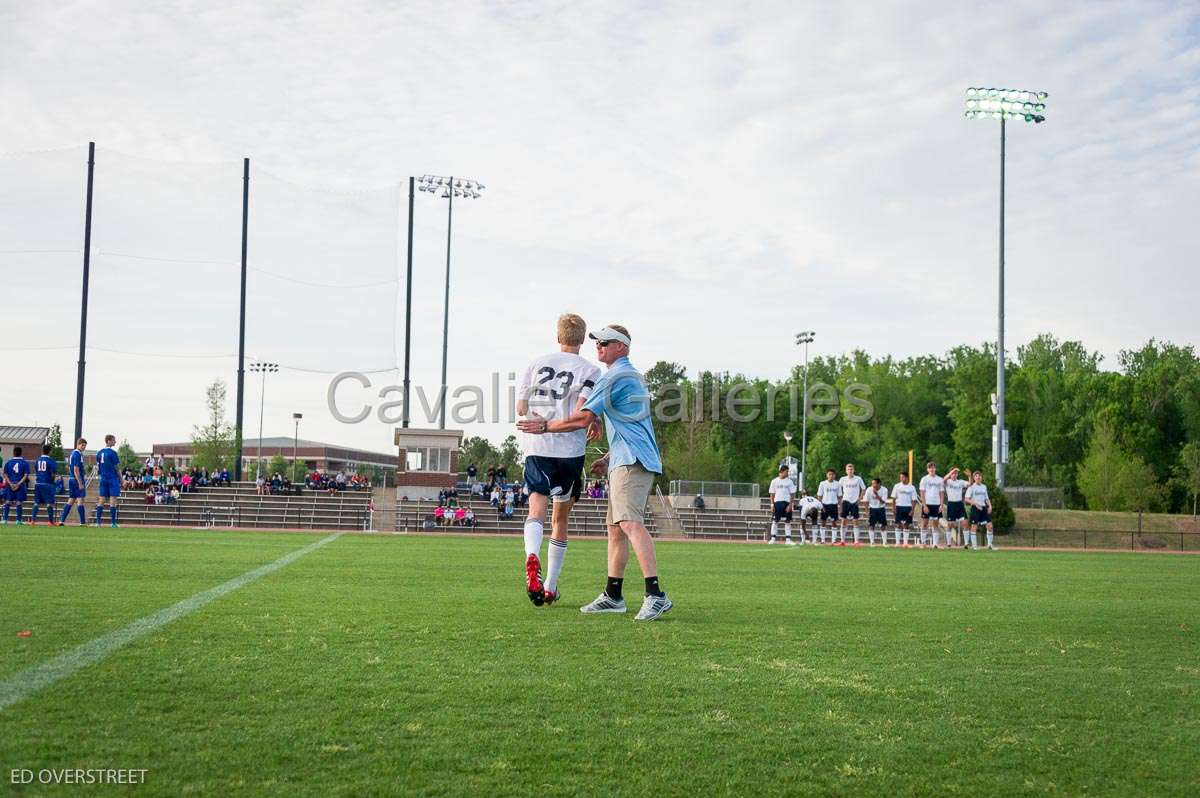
[1,1,1197,455]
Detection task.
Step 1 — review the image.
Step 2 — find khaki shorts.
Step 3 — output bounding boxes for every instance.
[606,463,656,526]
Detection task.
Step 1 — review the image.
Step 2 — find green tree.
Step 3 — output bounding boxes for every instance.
[116,440,138,473]
[267,454,289,477]
[1173,442,1200,516]
[459,436,501,474]
[191,380,235,472]
[989,487,1016,533]
[47,424,65,462]
[1077,419,1164,511]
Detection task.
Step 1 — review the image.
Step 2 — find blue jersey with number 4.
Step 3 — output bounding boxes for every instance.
[4,458,29,486]
[35,455,57,484]
[96,447,120,479]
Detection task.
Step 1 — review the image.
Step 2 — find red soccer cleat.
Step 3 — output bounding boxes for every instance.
[525,554,544,606]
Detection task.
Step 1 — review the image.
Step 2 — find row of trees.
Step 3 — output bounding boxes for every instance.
[631,335,1198,514]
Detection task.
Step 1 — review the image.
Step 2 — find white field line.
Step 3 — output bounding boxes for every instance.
[0,532,342,712]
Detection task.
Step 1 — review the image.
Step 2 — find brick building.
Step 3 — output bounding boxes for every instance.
[394,428,463,501]
[153,436,397,476]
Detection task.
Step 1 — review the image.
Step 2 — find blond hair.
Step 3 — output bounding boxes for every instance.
[557,313,587,346]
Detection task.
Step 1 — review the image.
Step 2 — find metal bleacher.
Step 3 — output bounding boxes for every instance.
[107,481,373,531]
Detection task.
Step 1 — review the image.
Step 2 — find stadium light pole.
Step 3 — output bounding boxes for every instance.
[794,331,815,491]
[964,86,1048,488]
[292,412,303,484]
[73,141,96,446]
[249,362,278,480]
[417,175,485,429]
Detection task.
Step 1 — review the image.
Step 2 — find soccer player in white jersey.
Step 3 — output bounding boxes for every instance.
[918,461,945,548]
[943,467,971,548]
[966,470,995,550]
[817,468,842,545]
[864,477,889,546]
[767,464,797,545]
[891,471,919,547]
[516,313,603,606]
[795,492,823,543]
[838,463,867,546]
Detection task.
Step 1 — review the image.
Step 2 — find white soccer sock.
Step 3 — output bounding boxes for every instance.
[987,530,994,547]
[932,531,941,548]
[784,523,792,539]
[970,531,978,548]
[546,538,567,592]
[770,521,778,539]
[853,527,860,544]
[523,519,544,557]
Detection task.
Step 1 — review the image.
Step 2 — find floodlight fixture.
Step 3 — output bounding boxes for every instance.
[965,87,1048,123]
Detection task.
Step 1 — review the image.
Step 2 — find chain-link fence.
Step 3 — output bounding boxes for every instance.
[669,480,760,498]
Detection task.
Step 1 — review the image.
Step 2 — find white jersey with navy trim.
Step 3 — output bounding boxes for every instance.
[519,351,602,458]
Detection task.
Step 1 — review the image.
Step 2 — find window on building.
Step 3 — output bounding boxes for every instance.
[406,447,451,473]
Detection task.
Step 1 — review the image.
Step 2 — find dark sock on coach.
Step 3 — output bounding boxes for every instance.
[605,577,623,601]
[644,576,663,597]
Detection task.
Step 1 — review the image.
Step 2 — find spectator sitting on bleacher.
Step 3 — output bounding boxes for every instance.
[144,486,155,505]
[462,508,477,527]
[434,505,447,525]
[471,481,484,497]
[219,468,231,486]
[693,493,706,510]
[490,486,501,508]
[454,507,467,525]
[168,486,180,504]
[270,473,283,494]
[255,475,266,495]
[181,472,192,493]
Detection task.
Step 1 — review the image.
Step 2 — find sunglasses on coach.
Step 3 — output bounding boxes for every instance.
[595,340,614,347]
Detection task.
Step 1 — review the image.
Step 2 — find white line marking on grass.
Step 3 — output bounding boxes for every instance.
[0,532,342,712]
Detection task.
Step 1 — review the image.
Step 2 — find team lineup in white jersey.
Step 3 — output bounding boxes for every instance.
[768,461,996,550]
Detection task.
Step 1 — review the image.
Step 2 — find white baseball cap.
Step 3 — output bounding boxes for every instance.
[588,326,630,346]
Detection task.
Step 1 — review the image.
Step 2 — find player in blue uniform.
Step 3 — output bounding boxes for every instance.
[60,437,89,526]
[94,434,121,527]
[32,444,59,525]
[2,446,31,525]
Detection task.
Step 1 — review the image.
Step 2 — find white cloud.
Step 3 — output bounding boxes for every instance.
[0,0,1196,451]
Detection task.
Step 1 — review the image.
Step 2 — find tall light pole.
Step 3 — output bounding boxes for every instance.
[417,175,485,429]
[783,430,794,489]
[292,412,303,484]
[965,86,1048,488]
[248,362,278,479]
[794,331,815,491]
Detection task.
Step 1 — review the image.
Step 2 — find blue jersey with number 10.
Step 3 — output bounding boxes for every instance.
[35,455,57,484]
[96,447,120,479]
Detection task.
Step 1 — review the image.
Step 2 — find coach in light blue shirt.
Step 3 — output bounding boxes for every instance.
[518,323,672,621]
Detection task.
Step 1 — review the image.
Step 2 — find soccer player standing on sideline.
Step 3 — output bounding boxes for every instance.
[943,467,971,548]
[768,464,797,545]
[516,313,602,606]
[918,461,945,548]
[865,477,889,546]
[94,434,121,527]
[518,324,672,621]
[966,470,995,550]
[817,469,841,544]
[60,438,89,526]
[2,446,31,525]
[839,463,867,546]
[891,472,920,547]
[32,444,58,525]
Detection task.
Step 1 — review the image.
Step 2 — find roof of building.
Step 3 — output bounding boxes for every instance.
[154,436,395,458]
[0,426,51,441]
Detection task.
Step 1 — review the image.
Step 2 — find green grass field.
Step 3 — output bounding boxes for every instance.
[2,526,1197,796]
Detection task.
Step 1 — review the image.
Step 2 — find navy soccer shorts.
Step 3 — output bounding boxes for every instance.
[523,455,585,502]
